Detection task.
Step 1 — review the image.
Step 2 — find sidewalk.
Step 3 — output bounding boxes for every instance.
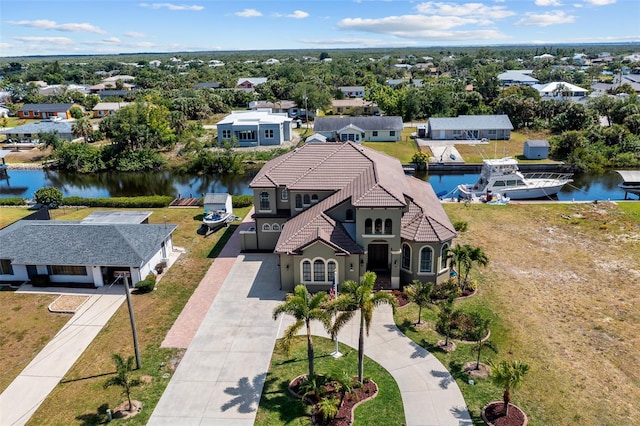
[0,288,125,426]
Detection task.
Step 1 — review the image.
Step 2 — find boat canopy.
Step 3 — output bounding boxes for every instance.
[615,170,640,184]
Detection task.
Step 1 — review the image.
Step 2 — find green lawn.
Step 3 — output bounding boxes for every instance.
[363,137,419,163]
[0,207,32,228]
[454,130,561,164]
[256,336,404,425]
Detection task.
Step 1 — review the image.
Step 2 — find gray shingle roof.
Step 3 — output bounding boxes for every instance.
[0,221,177,267]
[428,115,513,131]
[314,116,403,132]
[1,121,74,136]
[18,103,76,113]
[525,139,549,148]
[204,193,230,205]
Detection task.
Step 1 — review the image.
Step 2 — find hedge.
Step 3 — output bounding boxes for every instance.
[135,273,156,293]
[232,195,253,208]
[0,197,27,206]
[62,195,174,208]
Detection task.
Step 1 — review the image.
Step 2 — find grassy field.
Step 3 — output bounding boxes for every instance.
[0,207,32,227]
[454,130,557,164]
[255,336,404,425]
[363,137,419,163]
[11,206,250,426]
[405,201,640,426]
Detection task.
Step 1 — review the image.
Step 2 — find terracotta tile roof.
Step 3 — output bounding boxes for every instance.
[250,142,455,253]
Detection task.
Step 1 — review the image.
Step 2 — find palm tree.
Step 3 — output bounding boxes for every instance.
[404,280,433,324]
[489,359,530,416]
[469,313,497,370]
[72,116,93,143]
[329,271,397,383]
[461,245,489,292]
[447,244,469,287]
[103,353,141,412]
[272,285,330,378]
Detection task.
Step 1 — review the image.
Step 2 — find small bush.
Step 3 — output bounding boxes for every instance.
[232,195,253,208]
[135,275,156,293]
[453,220,468,232]
[34,187,63,208]
[432,278,461,300]
[31,274,50,287]
[62,195,173,208]
[0,197,27,206]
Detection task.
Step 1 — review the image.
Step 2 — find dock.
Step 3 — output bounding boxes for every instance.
[168,197,201,208]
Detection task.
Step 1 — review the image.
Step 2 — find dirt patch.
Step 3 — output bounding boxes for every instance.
[437,340,457,352]
[463,361,490,379]
[48,295,90,313]
[112,400,142,419]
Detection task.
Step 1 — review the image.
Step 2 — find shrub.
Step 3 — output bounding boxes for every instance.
[135,274,156,293]
[0,197,27,206]
[232,195,253,208]
[316,396,340,422]
[432,278,461,300]
[31,274,50,287]
[453,220,468,232]
[34,187,63,208]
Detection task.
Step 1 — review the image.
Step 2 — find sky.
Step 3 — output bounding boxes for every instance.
[1,0,639,57]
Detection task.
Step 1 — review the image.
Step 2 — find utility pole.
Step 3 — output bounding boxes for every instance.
[122,273,141,369]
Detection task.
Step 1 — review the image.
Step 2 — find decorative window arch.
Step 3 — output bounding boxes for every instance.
[365,218,373,234]
[303,194,311,205]
[295,194,302,209]
[419,247,433,273]
[327,261,336,281]
[313,259,325,281]
[401,244,411,270]
[272,223,281,231]
[281,188,288,201]
[440,243,449,270]
[262,223,271,231]
[384,218,392,234]
[300,258,337,283]
[374,218,383,234]
[346,209,354,222]
[302,260,311,281]
[260,191,270,211]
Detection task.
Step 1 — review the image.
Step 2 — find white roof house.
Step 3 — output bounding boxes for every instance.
[533,82,588,100]
[216,110,293,147]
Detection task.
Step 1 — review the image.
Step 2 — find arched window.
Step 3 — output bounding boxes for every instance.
[365,218,372,234]
[295,194,302,209]
[440,243,449,270]
[327,261,336,281]
[346,209,354,221]
[374,219,383,234]
[262,223,271,231]
[311,194,318,203]
[419,247,433,273]
[313,260,325,281]
[302,260,311,281]
[402,244,411,270]
[281,188,288,201]
[260,191,270,211]
[272,223,281,231]
[303,194,311,205]
[384,219,392,234]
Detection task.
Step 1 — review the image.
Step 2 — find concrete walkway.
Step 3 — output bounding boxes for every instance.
[0,288,125,426]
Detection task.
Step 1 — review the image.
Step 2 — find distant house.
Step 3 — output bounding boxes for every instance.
[149,60,162,68]
[92,102,129,118]
[386,78,423,87]
[1,120,75,143]
[427,115,513,140]
[249,100,298,117]
[236,78,268,90]
[533,53,555,61]
[103,75,135,83]
[523,140,550,160]
[338,86,365,98]
[88,82,134,94]
[329,99,380,116]
[217,110,293,147]
[305,133,328,144]
[497,70,539,87]
[313,116,403,143]
[193,82,221,89]
[532,82,588,100]
[203,193,232,215]
[0,214,176,287]
[17,103,80,120]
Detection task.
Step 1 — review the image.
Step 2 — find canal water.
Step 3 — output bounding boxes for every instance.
[0,168,632,202]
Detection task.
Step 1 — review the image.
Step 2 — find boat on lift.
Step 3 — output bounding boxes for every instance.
[457,158,572,200]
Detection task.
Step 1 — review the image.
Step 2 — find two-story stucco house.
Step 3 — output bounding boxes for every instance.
[240,142,457,291]
[217,110,293,147]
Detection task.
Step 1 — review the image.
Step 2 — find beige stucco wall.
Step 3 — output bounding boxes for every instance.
[399,239,453,285]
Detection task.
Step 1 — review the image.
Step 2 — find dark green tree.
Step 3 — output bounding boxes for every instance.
[34,186,63,208]
[404,280,433,324]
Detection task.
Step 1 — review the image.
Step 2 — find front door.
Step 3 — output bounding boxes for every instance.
[26,265,38,279]
[368,244,388,271]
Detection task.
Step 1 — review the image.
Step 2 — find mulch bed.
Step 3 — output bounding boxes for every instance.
[290,375,378,426]
[391,290,409,307]
[482,402,527,426]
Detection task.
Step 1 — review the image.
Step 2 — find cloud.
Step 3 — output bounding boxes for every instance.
[13,36,74,45]
[288,10,309,18]
[339,14,491,33]
[299,38,417,47]
[139,3,204,11]
[8,19,106,34]
[0,42,12,50]
[583,0,615,5]
[515,10,575,26]
[535,0,562,5]
[414,1,515,19]
[125,31,146,38]
[235,8,262,17]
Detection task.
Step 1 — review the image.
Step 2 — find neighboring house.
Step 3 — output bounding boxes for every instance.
[329,99,380,116]
[249,100,298,117]
[0,215,176,287]
[338,86,365,98]
[497,70,539,87]
[313,116,403,143]
[149,60,162,68]
[208,60,225,67]
[427,115,513,140]
[103,75,135,83]
[92,102,130,118]
[216,110,293,147]
[241,142,457,291]
[263,58,280,65]
[193,82,221,89]
[523,140,550,159]
[38,84,89,96]
[386,78,423,87]
[533,53,555,61]
[204,193,232,215]
[0,105,9,118]
[96,89,132,99]
[305,133,327,144]
[533,81,588,100]
[1,120,75,142]
[236,77,268,90]
[17,103,80,120]
[88,82,134,94]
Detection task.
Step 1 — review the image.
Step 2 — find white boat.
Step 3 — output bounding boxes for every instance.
[203,210,232,229]
[615,170,640,199]
[457,158,572,200]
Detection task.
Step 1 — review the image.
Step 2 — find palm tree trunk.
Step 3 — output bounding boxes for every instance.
[476,342,481,369]
[417,305,422,324]
[307,321,314,378]
[503,388,511,416]
[358,312,365,383]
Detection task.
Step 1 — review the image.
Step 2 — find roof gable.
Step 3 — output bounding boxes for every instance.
[314,116,403,132]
